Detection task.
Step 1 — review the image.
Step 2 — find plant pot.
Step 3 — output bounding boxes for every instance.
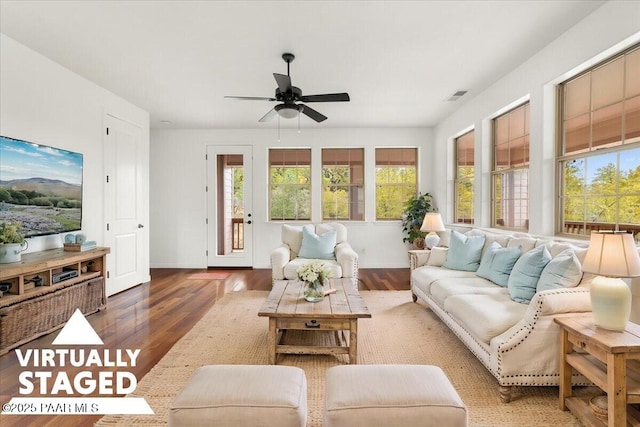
[0,241,28,263]
[413,237,425,249]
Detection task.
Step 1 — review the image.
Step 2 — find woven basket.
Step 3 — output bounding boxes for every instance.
[0,277,104,353]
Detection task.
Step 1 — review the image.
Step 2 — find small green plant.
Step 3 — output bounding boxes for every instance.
[401,192,434,246]
[0,222,25,244]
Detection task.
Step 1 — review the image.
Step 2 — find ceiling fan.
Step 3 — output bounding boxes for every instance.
[225,53,350,123]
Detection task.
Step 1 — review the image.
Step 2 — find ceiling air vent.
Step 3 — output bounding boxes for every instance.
[446,90,468,102]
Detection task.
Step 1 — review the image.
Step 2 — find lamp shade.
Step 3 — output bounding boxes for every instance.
[420,213,446,233]
[582,231,640,278]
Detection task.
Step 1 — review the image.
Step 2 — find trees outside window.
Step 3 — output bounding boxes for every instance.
[375,148,417,220]
[455,130,475,224]
[322,148,364,220]
[559,44,640,241]
[269,149,311,220]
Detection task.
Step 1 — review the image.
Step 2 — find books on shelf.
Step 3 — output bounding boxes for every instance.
[63,241,97,252]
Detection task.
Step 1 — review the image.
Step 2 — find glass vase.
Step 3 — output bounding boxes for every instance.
[303,280,325,302]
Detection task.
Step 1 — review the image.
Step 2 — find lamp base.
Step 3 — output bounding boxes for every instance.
[590,276,632,331]
[425,232,440,250]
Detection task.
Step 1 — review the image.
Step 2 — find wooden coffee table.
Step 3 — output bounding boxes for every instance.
[258,278,371,364]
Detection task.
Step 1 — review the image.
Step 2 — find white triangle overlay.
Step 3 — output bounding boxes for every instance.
[52,308,104,345]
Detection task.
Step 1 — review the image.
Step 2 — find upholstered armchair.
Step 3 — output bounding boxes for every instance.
[271,223,359,281]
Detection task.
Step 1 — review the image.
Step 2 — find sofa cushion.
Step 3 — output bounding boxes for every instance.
[444,293,528,344]
[507,245,552,304]
[284,258,342,280]
[443,230,486,271]
[427,247,448,267]
[536,249,583,292]
[475,241,522,287]
[430,277,508,307]
[298,225,336,260]
[411,266,477,295]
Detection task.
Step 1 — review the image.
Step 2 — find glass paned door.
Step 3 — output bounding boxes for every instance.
[206,145,253,267]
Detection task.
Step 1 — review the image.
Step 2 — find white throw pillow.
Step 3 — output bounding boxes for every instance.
[437,230,451,248]
[282,224,304,257]
[507,237,538,253]
[537,249,583,292]
[426,247,448,267]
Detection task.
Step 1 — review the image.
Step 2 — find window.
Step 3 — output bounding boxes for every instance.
[492,103,530,230]
[269,149,311,220]
[322,148,364,220]
[454,130,475,224]
[375,148,417,220]
[558,45,640,241]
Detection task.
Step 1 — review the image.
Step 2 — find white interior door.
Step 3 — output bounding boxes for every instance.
[104,115,146,295]
[206,145,253,267]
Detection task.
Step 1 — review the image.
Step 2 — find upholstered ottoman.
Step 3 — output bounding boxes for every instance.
[324,364,468,427]
[168,365,307,427]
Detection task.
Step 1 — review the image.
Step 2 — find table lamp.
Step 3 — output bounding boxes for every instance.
[582,231,640,331]
[420,213,446,249]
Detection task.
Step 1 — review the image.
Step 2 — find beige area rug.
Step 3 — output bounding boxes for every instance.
[96,290,586,426]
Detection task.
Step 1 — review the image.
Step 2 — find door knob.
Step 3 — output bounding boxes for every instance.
[138,224,144,228]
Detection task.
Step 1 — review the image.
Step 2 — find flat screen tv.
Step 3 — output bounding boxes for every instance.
[0,135,83,238]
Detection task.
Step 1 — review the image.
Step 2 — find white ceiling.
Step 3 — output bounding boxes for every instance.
[0,1,605,129]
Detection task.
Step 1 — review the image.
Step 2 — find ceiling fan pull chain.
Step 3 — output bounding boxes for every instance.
[298,113,301,133]
[277,115,281,142]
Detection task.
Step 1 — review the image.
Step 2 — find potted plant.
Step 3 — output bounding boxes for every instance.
[401,192,434,249]
[0,222,28,263]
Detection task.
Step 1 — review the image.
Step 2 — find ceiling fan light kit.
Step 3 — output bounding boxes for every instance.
[225,52,350,123]
[275,103,303,119]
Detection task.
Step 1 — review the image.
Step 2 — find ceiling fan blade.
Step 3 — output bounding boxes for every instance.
[273,73,292,93]
[224,96,276,101]
[258,107,278,122]
[301,105,327,122]
[300,93,350,103]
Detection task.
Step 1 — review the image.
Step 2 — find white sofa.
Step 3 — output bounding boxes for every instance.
[271,223,358,282]
[410,227,594,402]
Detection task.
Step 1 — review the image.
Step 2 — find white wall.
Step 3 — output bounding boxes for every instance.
[150,127,432,269]
[0,35,150,265]
[431,1,640,237]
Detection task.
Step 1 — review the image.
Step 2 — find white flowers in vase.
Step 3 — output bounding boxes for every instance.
[297,261,331,302]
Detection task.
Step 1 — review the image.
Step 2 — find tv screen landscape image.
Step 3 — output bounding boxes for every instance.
[0,135,83,237]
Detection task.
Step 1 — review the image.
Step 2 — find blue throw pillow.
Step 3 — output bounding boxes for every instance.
[443,230,486,271]
[536,249,583,292]
[507,245,552,304]
[298,225,337,260]
[476,241,522,287]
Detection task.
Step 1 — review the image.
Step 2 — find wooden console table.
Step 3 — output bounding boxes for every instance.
[555,315,640,426]
[0,247,109,354]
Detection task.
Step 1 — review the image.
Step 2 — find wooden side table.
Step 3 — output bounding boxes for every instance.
[555,316,640,426]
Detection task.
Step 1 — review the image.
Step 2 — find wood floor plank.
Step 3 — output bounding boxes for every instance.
[0,268,409,426]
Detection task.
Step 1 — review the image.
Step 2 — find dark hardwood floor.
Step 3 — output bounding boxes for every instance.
[0,268,410,427]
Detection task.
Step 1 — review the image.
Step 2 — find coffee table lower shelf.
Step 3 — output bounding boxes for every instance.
[268,317,356,364]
